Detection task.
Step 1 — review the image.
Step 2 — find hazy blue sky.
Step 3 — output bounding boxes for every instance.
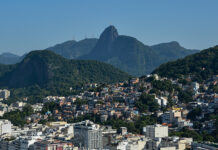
[0,0,218,55]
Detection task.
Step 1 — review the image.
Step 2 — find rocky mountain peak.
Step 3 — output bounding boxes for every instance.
[99,25,119,43]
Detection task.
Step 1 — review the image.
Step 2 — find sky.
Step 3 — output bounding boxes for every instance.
[0,0,218,55]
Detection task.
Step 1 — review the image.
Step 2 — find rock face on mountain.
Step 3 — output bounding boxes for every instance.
[91,25,119,60]
[0,50,131,88]
[79,26,199,76]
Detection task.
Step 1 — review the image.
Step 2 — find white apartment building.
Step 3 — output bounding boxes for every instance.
[73,120,103,149]
[0,120,12,135]
[145,124,168,139]
[120,127,127,135]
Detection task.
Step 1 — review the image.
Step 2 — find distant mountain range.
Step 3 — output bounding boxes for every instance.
[0,53,23,64]
[47,38,98,59]
[151,41,199,61]
[0,25,199,76]
[0,50,130,89]
[153,45,218,82]
[79,26,199,76]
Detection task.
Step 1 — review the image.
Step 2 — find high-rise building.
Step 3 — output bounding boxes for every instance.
[73,120,103,149]
[145,124,168,139]
[0,120,12,135]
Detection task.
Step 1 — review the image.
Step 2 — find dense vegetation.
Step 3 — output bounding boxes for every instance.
[0,50,130,104]
[153,46,218,82]
[135,93,160,112]
[187,107,202,121]
[41,102,61,114]
[209,84,218,93]
[151,79,174,92]
[1,104,33,127]
[178,90,194,103]
[170,127,216,142]
[104,115,157,134]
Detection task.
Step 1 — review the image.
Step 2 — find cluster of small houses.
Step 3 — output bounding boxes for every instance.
[0,119,217,150]
[0,74,217,149]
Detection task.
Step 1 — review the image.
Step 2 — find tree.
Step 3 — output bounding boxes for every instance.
[187,107,202,121]
[136,93,159,112]
[149,88,160,95]
[41,102,60,114]
[74,98,87,107]
[103,115,157,134]
[151,79,173,93]
[3,105,34,127]
[170,127,203,142]
[22,104,34,116]
[178,90,193,103]
[166,96,174,108]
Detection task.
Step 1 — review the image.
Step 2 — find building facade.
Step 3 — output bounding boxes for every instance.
[145,124,168,139]
[73,120,103,149]
[0,120,12,135]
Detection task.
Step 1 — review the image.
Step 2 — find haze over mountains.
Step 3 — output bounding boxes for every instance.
[0,53,22,64]
[0,25,199,76]
[47,38,98,59]
[79,26,199,76]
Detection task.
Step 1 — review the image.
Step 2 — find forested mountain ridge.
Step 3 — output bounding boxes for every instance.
[153,46,218,82]
[0,50,130,89]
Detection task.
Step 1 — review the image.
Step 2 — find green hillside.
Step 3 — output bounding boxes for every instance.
[153,46,218,82]
[0,50,130,103]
